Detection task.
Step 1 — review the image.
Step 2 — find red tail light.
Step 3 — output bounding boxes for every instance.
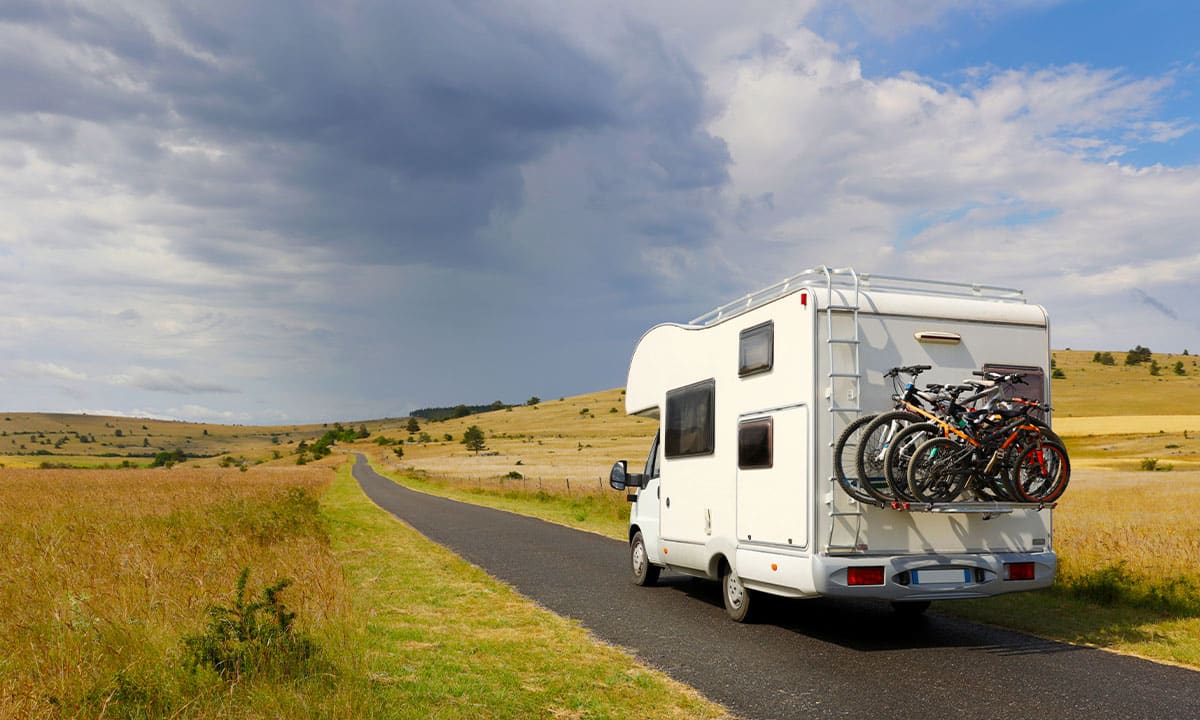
[847,566,885,586]
[1005,562,1035,581]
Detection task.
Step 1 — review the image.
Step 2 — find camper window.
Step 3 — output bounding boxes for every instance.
[665,380,715,458]
[739,321,773,377]
[738,419,773,469]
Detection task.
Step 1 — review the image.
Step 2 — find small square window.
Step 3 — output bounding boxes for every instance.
[738,418,773,469]
[739,321,773,377]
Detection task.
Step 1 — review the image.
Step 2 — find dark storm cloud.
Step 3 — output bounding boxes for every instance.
[2,0,729,272]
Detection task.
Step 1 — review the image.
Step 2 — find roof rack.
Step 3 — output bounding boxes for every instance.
[689,265,1025,327]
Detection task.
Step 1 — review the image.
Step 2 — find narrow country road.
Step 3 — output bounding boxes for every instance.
[352,454,1200,720]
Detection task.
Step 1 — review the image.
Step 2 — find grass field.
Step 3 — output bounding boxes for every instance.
[4,343,1200,696]
[0,460,732,718]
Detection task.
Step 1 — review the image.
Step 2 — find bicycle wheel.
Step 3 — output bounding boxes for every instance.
[1010,440,1070,503]
[907,437,970,503]
[833,414,880,504]
[855,411,920,502]
[882,422,940,501]
[989,427,1056,501]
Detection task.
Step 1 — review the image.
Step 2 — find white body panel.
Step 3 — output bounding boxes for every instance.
[623,275,1056,602]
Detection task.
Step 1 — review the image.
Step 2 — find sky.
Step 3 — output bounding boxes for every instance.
[2,0,1199,424]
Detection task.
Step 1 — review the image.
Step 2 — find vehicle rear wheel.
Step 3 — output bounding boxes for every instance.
[721,563,754,623]
[630,531,660,586]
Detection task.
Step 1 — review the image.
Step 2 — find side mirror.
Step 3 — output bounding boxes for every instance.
[609,460,647,491]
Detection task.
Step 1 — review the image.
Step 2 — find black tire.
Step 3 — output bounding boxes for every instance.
[907,437,969,503]
[721,563,754,623]
[833,414,881,504]
[630,531,660,586]
[1010,440,1070,503]
[855,411,920,502]
[891,600,931,617]
[883,422,940,501]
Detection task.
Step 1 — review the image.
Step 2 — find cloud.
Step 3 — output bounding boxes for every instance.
[106,369,239,395]
[12,361,88,382]
[0,1,1198,422]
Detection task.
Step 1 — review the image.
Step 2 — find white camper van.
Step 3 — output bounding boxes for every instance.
[609,267,1057,621]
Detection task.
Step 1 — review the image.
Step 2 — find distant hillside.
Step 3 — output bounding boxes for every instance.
[1050,349,1200,416]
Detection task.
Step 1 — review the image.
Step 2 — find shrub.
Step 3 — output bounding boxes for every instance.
[1051,368,1066,379]
[182,567,318,681]
[1125,345,1152,365]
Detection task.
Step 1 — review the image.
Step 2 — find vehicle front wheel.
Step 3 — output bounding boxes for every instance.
[630,531,660,586]
[721,564,754,622]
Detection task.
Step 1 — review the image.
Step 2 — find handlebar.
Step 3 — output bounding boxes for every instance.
[885,364,932,378]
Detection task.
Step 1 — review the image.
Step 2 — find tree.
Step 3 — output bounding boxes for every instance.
[452,405,471,419]
[356,424,370,439]
[151,449,186,468]
[1174,361,1186,376]
[1092,351,1102,363]
[1099,351,1116,366]
[1125,345,1152,366]
[393,446,404,459]
[461,425,487,455]
[526,396,541,406]
[490,400,505,411]
[405,417,420,433]
[1149,359,1162,376]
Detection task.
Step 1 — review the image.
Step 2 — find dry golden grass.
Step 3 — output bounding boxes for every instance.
[1054,468,1200,585]
[371,389,656,494]
[0,465,342,717]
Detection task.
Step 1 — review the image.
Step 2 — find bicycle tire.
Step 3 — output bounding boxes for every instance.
[989,426,1058,501]
[833,414,881,504]
[907,436,970,503]
[1010,440,1070,503]
[882,421,940,501]
[855,410,921,502]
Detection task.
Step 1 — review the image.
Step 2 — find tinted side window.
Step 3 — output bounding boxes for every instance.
[739,321,773,377]
[644,431,661,478]
[738,419,773,469]
[665,380,715,458]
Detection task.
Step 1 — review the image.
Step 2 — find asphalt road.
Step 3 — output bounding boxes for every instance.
[352,454,1200,719]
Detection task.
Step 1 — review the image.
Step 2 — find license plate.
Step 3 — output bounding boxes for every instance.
[912,568,971,585]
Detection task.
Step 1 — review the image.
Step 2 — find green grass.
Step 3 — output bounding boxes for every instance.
[942,589,1200,669]
[324,460,730,719]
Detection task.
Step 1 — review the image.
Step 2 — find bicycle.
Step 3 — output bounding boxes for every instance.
[905,398,1069,503]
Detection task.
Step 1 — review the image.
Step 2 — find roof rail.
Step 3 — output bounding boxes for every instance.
[688,265,1025,326]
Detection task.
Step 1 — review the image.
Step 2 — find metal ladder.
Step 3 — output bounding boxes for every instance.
[822,267,868,553]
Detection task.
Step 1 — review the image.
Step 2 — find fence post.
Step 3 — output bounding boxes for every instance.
[566,478,570,494]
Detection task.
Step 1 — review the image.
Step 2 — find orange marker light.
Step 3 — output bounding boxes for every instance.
[771,563,778,571]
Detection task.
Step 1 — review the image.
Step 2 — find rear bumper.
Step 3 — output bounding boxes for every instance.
[812,551,1056,601]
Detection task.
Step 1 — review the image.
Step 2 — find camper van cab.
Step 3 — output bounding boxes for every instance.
[609,267,1056,621]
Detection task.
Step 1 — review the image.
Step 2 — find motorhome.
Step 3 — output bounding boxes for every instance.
[609,266,1057,621]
